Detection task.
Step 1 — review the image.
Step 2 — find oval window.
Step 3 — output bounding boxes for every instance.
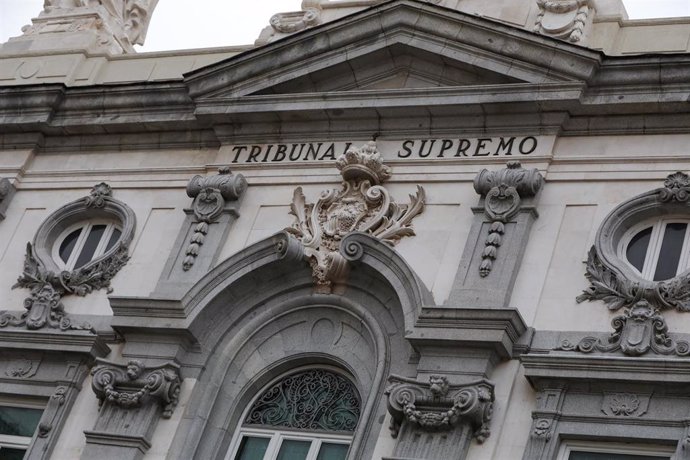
[622,219,690,281]
[55,221,122,270]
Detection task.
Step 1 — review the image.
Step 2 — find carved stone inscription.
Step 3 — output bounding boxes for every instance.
[227,136,543,164]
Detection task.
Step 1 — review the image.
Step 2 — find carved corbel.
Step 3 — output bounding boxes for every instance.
[534,0,591,43]
[286,141,425,293]
[557,300,690,357]
[473,161,544,277]
[91,359,181,417]
[385,375,494,447]
[183,167,247,271]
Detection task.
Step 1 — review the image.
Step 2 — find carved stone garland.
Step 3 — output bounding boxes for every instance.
[91,359,181,418]
[385,375,494,443]
[534,0,591,43]
[473,161,544,277]
[0,183,133,331]
[578,172,690,313]
[183,167,247,271]
[557,300,690,357]
[286,141,425,292]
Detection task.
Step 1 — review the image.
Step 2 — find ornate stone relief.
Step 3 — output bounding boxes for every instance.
[37,386,67,437]
[532,418,553,440]
[286,141,425,292]
[0,183,134,331]
[183,167,247,271]
[601,392,650,417]
[5,358,39,378]
[473,161,544,277]
[557,300,690,357]
[270,4,321,34]
[16,0,159,53]
[578,172,690,313]
[91,359,181,418]
[534,0,591,43]
[385,375,494,443]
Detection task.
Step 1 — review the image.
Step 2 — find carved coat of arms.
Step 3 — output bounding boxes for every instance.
[286,141,425,292]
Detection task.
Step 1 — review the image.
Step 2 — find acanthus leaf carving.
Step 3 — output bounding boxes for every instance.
[285,141,425,292]
[182,168,247,271]
[385,375,494,443]
[557,300,690,357]
[473,161,543,277]
[91,359,181,419]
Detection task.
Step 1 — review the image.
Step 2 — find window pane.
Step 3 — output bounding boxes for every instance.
[276,440,311,460]
[316,443,349,460]
[0,406,42,437]
[74,224,107,269]
[653,223,687,281]
[626,226,652,273]
[234,436,270,460]
[58,228,82,263]
[569,452,669,460]
[105,228,122,252]
[0,447,28,460]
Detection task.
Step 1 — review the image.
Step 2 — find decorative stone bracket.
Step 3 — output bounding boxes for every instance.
[473,161,544,278]
[1,183,134,332]
[83,359,181,459]
[557,300,690,357]
[534,0,591,43]
[91,359,181,417]
[385,375,494,450]
[183,167,247,271]
[286,141,425,293]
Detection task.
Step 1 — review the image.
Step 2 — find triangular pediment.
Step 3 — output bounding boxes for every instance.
[186,0,600,102]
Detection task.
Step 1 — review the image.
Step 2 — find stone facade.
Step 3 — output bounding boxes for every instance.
[1,1,690,459]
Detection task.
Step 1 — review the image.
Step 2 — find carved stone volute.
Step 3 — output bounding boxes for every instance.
[473,161,544,277]
[385,375,494,443]
[182,168,247,271]
[91,359,181,418]
[286,141,425,292]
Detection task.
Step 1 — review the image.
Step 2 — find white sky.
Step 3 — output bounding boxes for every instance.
[1,0,689,52]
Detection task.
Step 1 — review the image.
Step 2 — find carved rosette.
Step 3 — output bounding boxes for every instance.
[91,359,181,419]
[183,168,247,271]
[534,0,591,43]
[1,183,134,332]
[385,375,494,443]
[286,141,425,292]
[578,172,690,313]
[557,300,690,357]
[473,161,544,277]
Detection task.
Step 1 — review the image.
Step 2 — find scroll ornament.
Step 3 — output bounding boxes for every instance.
[385,375,494,443]
[1,183,131,331]
[183,168,247,271]
[286,141,425,292]
[557,300,690,357]
[473,161,544,277]
[91,359,181,418]
[38,386,67,437]
[534,0,591,43]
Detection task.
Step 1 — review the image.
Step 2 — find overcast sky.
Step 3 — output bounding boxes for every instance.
[1,0,689,52]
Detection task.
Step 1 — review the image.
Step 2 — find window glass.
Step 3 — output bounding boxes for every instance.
[623,219,690,281]
[315,443,348,460]
[625,226,652,273]
[74,224,107,269]
[58,228,82,263]
[235,436,270,460]
[0,447,28,460]
[653,223,687,280]
[275,440,311,460]
[54,221,122,270]
[0,406,42,438]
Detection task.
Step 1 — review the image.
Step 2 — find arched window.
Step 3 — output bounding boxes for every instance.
[227,368,361,460]
[621,218,690,281]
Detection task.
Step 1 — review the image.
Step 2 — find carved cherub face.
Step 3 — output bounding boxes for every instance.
[126,360,144,380]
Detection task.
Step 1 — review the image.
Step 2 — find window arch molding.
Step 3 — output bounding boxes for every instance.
[580,172,690,312]
[31,183,136,274]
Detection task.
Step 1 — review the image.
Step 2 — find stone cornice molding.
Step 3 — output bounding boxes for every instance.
[91,358,181,418]
[385,374,494,443]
